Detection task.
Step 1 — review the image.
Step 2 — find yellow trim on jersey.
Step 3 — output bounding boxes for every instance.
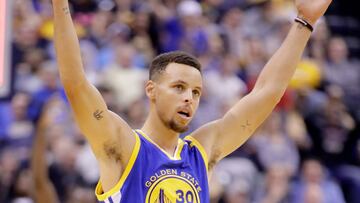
[175,139,184,160]
[136,129,184,160]
[184,136,209,172]
[95,132,141,201]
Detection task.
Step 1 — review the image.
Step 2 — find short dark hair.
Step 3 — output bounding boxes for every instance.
[149,51,202,80]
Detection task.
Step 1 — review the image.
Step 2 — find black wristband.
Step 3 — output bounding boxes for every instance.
[294,17,314,32]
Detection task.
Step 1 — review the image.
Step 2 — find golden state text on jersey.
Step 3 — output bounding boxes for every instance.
[95,130,209,203]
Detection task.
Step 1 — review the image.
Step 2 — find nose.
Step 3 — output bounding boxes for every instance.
[184,89,193,104]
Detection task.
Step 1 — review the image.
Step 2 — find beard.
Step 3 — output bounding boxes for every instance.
[168,119,189,133]
[159,113,189,133]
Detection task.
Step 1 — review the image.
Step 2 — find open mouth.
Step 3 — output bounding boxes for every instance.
[178,111,190,118]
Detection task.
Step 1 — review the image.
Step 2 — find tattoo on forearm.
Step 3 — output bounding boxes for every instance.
[93,110,104,120]
[62,7,70,14]
[241,120,252,132]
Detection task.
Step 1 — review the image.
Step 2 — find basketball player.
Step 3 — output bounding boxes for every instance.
[51,0,332,202]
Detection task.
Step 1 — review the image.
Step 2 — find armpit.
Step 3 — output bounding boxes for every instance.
[208,150,221,171]
[103,141,122,163]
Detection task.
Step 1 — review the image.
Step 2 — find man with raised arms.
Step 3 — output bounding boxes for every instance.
[51,0,332,202]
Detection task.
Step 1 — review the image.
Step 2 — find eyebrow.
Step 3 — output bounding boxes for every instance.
[172,80,202,91]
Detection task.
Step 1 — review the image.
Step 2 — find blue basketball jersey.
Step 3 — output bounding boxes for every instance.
[95,129,210,203]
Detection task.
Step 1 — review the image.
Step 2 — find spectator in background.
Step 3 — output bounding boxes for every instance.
[0,148,21,202]
[251,111,300,175]
[291,158,345,203]
[5,162,34,203]
[12,3,46,69]
[285,103,312,158]
[205,54,247,112]
[27,61,65,122]
[307,18,330,66]
[197,30,225,72]
[124,97,148,129]
[101,44,147,110]
[159,0,209,55]
[130,5,157,66]
[242,1,279,40]
[49,136,81,202]
[0,92,34,153]
[324,37,359,91]
[305,85,355,166]
[87,10,114,50]
[334,163,360,203]
[31,97,97,203]
[213,158,258,203]
[242,36,269,85]
[66,186,97,203]
[323,36,360,119]
[264,18,293,59]
[254,164,292,203]
[14,49,47,93]
[219,7,246,58]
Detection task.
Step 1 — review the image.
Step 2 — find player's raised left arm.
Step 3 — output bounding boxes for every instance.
[192,0,332,164]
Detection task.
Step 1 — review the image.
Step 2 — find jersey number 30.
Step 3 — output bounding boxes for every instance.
[176,190,194,203]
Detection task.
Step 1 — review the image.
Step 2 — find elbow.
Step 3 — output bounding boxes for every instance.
[272,93,283,105]
[271,90,286,105]
[270,85,286,100]
[269,88,286,104]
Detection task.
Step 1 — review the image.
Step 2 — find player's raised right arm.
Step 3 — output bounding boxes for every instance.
[52,0,135,192]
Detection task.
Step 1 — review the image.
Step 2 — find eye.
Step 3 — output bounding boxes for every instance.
[193,90,201,97]
[175,84,184,92]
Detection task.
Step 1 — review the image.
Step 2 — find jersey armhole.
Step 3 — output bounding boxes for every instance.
[95,131,141,201]
[184,136,209,172]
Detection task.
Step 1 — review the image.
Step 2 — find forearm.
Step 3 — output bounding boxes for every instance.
[31,120,58,203]
[31,126,48,185]
[253,22,311,96]
[52,0,86,88]
[211,23,312,158]
[34,186,58,203]
[207,0,331,163]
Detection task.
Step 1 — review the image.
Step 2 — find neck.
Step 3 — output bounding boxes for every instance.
[141,108,179,156]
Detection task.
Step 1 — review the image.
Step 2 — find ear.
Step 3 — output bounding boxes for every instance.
[145,80,156,100]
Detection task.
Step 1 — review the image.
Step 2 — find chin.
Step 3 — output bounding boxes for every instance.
[169,120,189,133]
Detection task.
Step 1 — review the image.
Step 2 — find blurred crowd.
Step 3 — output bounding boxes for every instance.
[0,0,359,202]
